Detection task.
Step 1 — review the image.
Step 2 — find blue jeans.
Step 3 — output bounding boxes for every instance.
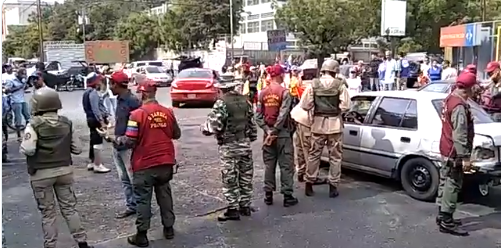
[11,102,30,127]
[113,149,136,211]
[103,95,117,118]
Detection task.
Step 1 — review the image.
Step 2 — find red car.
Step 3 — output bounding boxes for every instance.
[170,68,219,107]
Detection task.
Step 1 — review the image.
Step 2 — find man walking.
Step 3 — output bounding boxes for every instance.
[4,68,30,141]
[256,64,298,207]
[202,79,257,221]
[20,87,93,248]
[301,59,350,198]
[397,52,410,90]
[435,72,476,236]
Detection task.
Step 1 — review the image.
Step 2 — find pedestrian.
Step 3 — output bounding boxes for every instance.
[442,60,458,80]
[428,59,443,82]
[81,72,111,173]
[100,80,181,247]
[4,67,30,142]
[368,53,382,91]
[107,71,141,219]
[382,51,397,90]
[256,64,299,207]
[301,59,350,198]
[202,78,257,221]
[435,72,477,236]
[20,87,93,248]
[2,84,8,163]
[397,52,410,90]
[288,66,302,107]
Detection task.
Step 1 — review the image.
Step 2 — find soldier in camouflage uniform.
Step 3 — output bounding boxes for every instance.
[202,79,258,221]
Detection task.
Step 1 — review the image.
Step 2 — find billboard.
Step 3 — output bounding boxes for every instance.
[266,29,287,51]
[45,41,85,68]
[84,40,129,64]
[380,0,407,36]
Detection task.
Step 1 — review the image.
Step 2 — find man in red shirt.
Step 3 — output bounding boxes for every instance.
[111,80,181,247]
[436,72,476,236]
[256,64,298,207]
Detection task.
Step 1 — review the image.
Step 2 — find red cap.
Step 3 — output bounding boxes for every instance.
[266,64,284,77]
[485,61,500,73]
[136,80,157,93]
[456,72,477,88]
[464,64,477,74]
[110,70,129,84]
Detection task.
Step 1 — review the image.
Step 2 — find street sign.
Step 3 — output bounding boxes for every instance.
[464,23,476,47]
[84,40,130,64]
[380,0,407,36]
[266,29,287,51]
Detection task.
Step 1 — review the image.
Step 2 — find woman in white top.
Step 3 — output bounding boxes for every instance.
[346,68,362,97]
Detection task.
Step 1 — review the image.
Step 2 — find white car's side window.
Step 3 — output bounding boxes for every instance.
[369,97,417,129]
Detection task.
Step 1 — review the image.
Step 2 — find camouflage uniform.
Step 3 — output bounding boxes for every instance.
[203,81,257,221]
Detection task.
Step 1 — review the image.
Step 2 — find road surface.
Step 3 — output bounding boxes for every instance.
[3,88,501,248]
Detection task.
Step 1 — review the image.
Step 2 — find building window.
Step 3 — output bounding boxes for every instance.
[286,41,296,47]
[239,24,246,34]
[261,20,274,32]
[246,0,259,6]
[247,14,260,21]
[247,21,259,33]
[261,0,271,3]
[260,12,274,19]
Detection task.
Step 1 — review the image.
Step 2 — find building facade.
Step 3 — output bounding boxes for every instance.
[2,0,55,40]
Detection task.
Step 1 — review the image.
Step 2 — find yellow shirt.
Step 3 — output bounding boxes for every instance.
[289,76,300,97]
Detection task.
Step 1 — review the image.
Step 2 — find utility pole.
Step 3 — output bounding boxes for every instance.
[81,7,86,42]
[36,0,44,62]
[229,0,234,64]
[481,0,487,21]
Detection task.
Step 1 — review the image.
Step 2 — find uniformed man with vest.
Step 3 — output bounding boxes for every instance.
[256,64,299,207]
[202,78,257,221]
[20,88,93,248]
[435,72,476,236]
[301,59,350,198]
[99,80,181,247]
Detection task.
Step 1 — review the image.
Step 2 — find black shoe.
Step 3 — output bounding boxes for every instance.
[305,182,314,197]
[264,191,273,205]
[436,208,462,225]
[283,194,298,207]
[78,242,94,248]
[163,226,174,239]
[239,206,251,216]
[116,209,136,219]
[298,174,305,182]
[313,178,327,185]
[217,208,240,221]
[329,185,339,198]
[127,231,149,247]
[438,214,469,236]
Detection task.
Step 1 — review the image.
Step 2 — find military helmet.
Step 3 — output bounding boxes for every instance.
[320,59,340,73]
[31,88,62,113]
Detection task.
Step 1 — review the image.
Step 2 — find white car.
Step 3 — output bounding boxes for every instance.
[132,66,172,87]
[323,90,501,201]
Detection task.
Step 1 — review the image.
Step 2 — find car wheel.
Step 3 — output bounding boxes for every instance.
[172,101,180,108]
[400,157,439,201]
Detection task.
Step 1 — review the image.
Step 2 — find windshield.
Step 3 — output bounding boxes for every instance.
[145,67,162,73]
[148,62,163,67]
[432,99,493,124]
[177,69,212,79]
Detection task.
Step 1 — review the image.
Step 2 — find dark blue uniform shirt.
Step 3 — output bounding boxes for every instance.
[115,91,141,149]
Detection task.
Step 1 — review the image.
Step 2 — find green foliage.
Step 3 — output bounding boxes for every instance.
[114,13,159,60]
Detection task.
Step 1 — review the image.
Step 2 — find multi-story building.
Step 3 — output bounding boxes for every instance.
[234,0,299,50]
[2,0,55,40]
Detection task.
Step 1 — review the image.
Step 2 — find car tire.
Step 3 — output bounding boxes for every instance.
[400,157,439,202]
[172,101,180,108]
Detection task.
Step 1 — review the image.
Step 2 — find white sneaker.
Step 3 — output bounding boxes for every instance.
[87,163,95,171]
[93,164,111,173]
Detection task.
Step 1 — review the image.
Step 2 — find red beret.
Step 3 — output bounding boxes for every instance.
[136,80,157,93]
[485,61,500,73]
[456,72,477,88]
[464,64,477,74]
[266,64,284,77]
[110,70,129,84]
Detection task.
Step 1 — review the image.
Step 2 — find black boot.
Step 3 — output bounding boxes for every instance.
[283,194,298,207]
[313,178,327,185]
[163,226,175,239]
[305,182,314,196]
[298,174,305,182]
[329,184,339,198]
[264,191,273,205]
[217,208,240,221]
[438,213,469,236]
[127,231,149,247]
[239,206,252,216]
[436,207,462,225]
[78,242,94,248]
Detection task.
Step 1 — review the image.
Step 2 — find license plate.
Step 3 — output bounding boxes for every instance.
[187,94,196,99]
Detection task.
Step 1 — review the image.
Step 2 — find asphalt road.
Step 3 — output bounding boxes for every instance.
[3,88,501,248]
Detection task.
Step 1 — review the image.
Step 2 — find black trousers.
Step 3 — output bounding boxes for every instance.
[86,118,106,162]
[134,165,175,232]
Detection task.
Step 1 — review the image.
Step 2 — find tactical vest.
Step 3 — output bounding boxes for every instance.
[221,93,249,143]
[26,115,72,171]
[439,94,474,158]
[312,77,342,117]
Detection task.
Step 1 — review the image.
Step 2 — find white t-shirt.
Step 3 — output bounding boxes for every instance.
[441,67,458,80]
[420,63,430,76]
[346,78,362,97]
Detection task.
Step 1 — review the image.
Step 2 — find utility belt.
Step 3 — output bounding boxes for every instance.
[216,132,246,145]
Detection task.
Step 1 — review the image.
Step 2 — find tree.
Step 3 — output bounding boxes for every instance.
[114,13,160,60]
[157,10,191,52]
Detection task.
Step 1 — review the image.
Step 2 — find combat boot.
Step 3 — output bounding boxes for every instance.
[163,226,175,239]
[127,231,149,247]
[264,191,273,205]
[436,207,462,225]
[217,208,240,221]
[329,184,339,198]
[438,213,469,236]
[78,242,94,248]
[298,174,305,182]
[283,194,298,207]
[305,182,314,196]
[239,206,252,216]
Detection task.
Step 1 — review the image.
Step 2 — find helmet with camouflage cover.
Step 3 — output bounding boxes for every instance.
[320,59,340,73]
[31,87,62,113]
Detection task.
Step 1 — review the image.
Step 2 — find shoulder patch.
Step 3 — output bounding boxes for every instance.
[24,132,31,140]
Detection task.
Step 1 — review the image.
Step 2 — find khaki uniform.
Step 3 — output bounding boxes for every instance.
[20,112,87,248]
[300,75,350,186]
[290,96,312,177]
